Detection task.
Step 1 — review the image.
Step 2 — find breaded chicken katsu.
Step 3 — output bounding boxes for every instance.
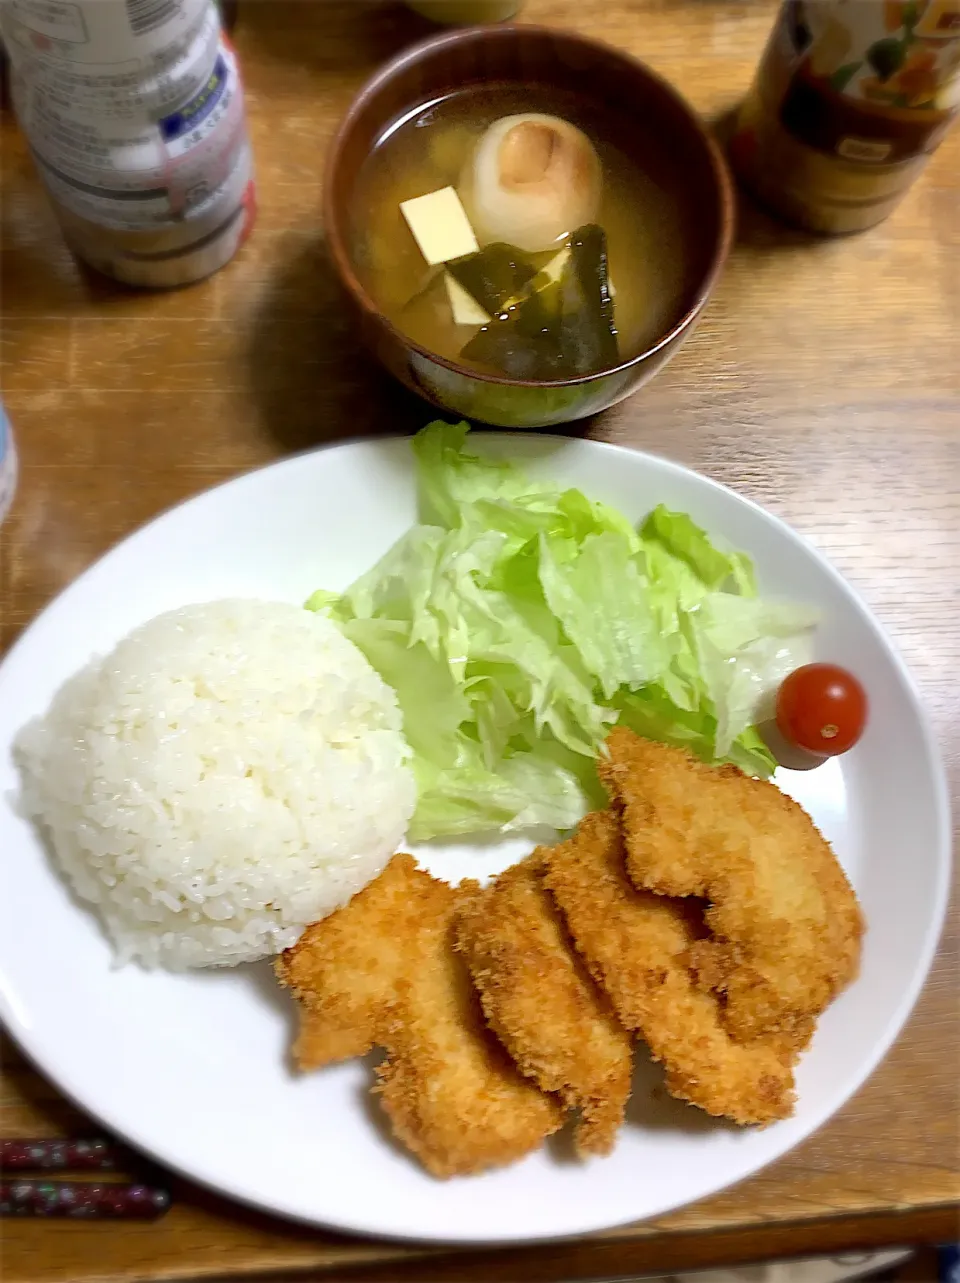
[279,733,863,1175]
[456,856,633,1156]
[276,854,439,1069]
[541,811,797,1125]
[374,869,563,1177]
[598,729,864,1051]
[277,854,562,1178]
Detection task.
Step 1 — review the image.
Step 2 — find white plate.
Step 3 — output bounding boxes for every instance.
[0,434,950,1244]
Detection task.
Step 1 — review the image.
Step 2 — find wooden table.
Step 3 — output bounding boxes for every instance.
[1,2,958,1279]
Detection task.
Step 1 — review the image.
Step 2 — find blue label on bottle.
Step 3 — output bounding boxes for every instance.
[0,401,17,524]
[939,1245,960,1283]
[159,54,228,142]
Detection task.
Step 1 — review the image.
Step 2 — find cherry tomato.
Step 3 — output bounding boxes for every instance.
[775,663,867,757]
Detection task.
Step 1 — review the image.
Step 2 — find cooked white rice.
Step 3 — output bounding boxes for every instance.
[15,600,416,970]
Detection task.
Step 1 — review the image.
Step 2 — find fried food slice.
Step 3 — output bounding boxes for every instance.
[599,729,864,1050]
[455,857,633,1156]
[541,811,796,1126]
[275,853,436,1069]
[277,854,562,1177]
[374,875,564,1178]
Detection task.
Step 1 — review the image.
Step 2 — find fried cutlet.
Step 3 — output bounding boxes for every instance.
[455,856,633,1156]
[277,854,562,1177]
[375,873,564,1178]
[541,811,796,1126]
[599,729,864,1050]
[275,853,436,1069]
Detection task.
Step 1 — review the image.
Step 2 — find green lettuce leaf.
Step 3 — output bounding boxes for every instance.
[538,531,671,699]
[307,421,818,839]
[409,744,595,841]
[692,594,818,755]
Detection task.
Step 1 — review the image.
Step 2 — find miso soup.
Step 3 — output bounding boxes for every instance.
[349,84,698,382]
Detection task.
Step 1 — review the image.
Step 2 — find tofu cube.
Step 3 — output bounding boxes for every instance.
[540,247,570,284]
[541,246,615,296]
[444,273,491,326]
[400,186,479,266]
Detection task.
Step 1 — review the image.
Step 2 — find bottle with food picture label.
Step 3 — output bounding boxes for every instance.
[0,0,256,288]
[731,0,960,234]
[0,401,17,528]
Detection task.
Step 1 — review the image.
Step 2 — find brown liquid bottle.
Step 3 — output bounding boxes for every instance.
[731,0,960,233]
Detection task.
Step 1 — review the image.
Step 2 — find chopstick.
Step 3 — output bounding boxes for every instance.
[1,1138,124,1171]
[0,1139,171,1219]
[1,1179,171,1218]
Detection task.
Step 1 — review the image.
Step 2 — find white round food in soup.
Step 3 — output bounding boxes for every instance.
[459,113,602,252]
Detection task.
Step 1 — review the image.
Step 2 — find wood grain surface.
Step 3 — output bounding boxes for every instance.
[1,2,958,1280]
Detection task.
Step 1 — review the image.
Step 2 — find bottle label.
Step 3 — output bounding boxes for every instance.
[775,0,960,163]
[22,42,246,228]
[2,0,210,75]
[1,0,251,231]
[4,3,219,123]
[0,405,17,527]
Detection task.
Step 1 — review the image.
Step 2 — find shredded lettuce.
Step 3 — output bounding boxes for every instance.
[308,422,817,840]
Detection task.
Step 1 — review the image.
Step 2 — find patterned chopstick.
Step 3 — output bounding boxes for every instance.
[1,1179,170,1218]
[1,1138,124,1171]
[0,1138,172,1219]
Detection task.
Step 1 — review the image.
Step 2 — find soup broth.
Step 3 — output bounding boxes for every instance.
[349,84,696,381]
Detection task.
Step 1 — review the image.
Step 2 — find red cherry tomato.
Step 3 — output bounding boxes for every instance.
[775,663,867,757]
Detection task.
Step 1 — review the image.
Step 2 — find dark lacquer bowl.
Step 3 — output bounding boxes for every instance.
[324,24,734,429]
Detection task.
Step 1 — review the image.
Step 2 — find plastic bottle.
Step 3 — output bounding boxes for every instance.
[0,401,17,527]
[0,0,255,287]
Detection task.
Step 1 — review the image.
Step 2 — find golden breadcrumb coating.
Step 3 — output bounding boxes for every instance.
[599,729,864,1051]
[542,811,797,1126]
[278,854,562,1177]
[456,856,632,1156]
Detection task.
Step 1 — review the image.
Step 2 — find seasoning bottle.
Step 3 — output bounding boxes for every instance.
[731,0,960,234]
[0,401,17,528]
[0,0,255,288]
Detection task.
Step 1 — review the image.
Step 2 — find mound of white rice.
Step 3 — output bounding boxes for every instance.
[15,600,416,970]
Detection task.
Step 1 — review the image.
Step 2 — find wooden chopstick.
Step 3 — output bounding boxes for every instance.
[0,1139,172,1219]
